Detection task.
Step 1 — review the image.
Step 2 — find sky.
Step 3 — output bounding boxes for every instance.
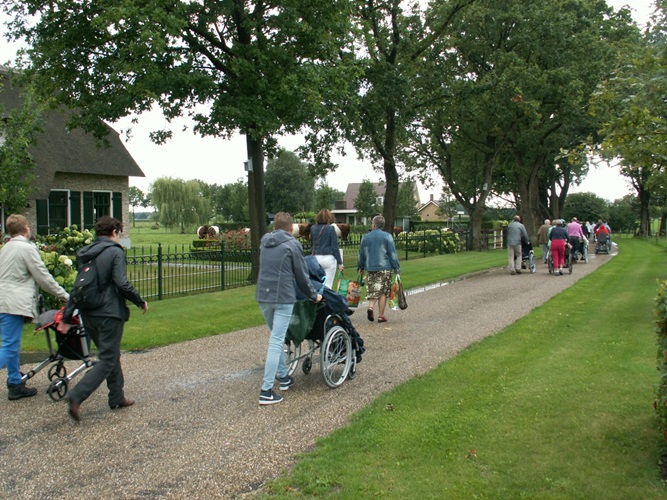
[0,0,655,204]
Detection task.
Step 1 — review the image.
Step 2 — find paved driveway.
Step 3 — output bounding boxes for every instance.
[0,248,615,498]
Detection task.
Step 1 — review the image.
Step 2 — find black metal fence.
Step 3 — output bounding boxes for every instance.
[125,228,496,301]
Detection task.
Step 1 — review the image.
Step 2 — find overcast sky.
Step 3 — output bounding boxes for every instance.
[0,0,655,203]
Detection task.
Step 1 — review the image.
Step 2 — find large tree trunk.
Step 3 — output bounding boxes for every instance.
[470,205,487,251]
[246,135,266,283]
[637,186,651,237]
[380,110,399,233]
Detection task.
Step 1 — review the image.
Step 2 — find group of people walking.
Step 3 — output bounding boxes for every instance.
[0,214,148,422]
[509,215,611,276]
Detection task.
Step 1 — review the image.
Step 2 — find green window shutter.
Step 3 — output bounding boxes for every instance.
[36,199,49,236]
[83,191,94,230]
[112,191,122,220]
[70,191,81,228]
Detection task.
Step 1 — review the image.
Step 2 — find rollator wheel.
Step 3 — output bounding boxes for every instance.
[302,356,313,374]
[47,378,68,401]
[48,363,67,381]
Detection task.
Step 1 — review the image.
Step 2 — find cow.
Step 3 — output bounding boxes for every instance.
[291,223,313,240]
[393,226,404,238]
[197,225,220,239]
[334,223,351,241]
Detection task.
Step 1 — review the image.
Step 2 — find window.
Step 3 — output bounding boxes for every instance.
[48,190,69,231]
[93,191,111,219]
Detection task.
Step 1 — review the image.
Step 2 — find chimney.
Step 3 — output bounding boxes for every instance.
[430,194,434,201]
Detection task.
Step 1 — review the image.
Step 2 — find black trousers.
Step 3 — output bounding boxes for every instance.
[68,316,126,407]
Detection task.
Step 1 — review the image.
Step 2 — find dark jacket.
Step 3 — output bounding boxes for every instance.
[295,256,349,313]
[310,224,342,266]
[256,229,318,304]
[66,237,144,321]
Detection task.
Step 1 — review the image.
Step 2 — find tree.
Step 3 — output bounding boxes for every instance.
[128,186,149,227]
[354,179,380,222]
[411,0,635,245]
[264,149,316,215]
[608,194,638,233]
[7,0,353,279]
[313,182,344,212]
[590,3,667,237]
[562,192,609,224]
[304,0,474,234]
[395,180,419,219]
[0,76,42,213]
[150,177,211,233]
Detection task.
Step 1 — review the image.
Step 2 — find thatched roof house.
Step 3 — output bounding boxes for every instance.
[0,66,144,238]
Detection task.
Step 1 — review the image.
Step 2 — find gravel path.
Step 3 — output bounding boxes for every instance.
[0,249,615,499]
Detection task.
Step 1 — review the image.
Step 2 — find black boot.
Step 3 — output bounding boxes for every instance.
[7,381,38,400]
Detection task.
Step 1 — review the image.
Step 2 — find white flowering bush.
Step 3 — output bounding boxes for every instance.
[395,228,462,254]
[36,225,92,309]
[37,225,94,255]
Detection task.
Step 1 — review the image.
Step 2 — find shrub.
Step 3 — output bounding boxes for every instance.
[39,251,77,310]
[655,279,667,444]
[395,229,462,254]
[36,225,94,255]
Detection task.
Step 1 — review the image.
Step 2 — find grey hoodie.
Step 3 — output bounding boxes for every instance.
[255,229,318,304]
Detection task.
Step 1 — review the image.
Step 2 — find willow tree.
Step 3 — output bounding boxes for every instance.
[5,0,353,278]
[150,177,210,233]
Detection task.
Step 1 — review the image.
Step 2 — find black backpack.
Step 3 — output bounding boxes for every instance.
[70,247,110,309]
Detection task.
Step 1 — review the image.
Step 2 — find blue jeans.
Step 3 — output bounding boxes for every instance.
[259,303,294,392]
[0,313,25,385]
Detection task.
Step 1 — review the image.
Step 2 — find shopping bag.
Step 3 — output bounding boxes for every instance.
[336,271,349,298]
[346,274,363,308]
[397,275,408,310]
[389,276,399,311]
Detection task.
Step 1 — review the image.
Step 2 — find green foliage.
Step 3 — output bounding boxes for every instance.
[562,192,609,223]
[150,177,211,232]
[36,225,95,255]
[0,80,42,213]
[38,250,77,309]
[395,229,462,254]
[395,180,419,218]
[656,279,667,446]
[212,179,249,224]
[265,149,316,214]
[354,179,380,220]
[313,182,344,211]
[609,195,639,233]
[293,212,316,223]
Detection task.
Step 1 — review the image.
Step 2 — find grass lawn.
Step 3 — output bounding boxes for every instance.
[259,237,667,498]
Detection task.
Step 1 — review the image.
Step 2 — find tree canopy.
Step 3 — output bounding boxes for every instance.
[150,177,211,233]
[264,149,316,215]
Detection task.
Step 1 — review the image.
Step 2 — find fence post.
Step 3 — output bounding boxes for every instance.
[157,243,163,301]
[220,241,225,291]
[423,230,427,258]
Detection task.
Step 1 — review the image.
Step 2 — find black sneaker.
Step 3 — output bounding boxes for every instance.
[277,375,294,391]
[259,389,283,405]
[7,382,38,400]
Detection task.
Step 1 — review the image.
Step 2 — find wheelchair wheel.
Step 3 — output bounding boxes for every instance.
[583,244,589,263]
[284,340,301,377]
[528,251,536,273]
[320,325,352,388]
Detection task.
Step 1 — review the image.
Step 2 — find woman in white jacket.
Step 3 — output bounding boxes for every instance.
[0,214,69,400]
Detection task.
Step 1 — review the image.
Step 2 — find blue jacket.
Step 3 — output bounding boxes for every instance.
[310,223,342,266]
[357,228,400,273]
[256,229,318,304]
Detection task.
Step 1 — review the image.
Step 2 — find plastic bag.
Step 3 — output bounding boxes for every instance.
[336,271,349,298]
[389,274,406,311]
[389,277,399,310]
[346,275,363,308]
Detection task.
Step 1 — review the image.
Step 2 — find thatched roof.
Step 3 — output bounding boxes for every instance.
[0,66,144,198]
